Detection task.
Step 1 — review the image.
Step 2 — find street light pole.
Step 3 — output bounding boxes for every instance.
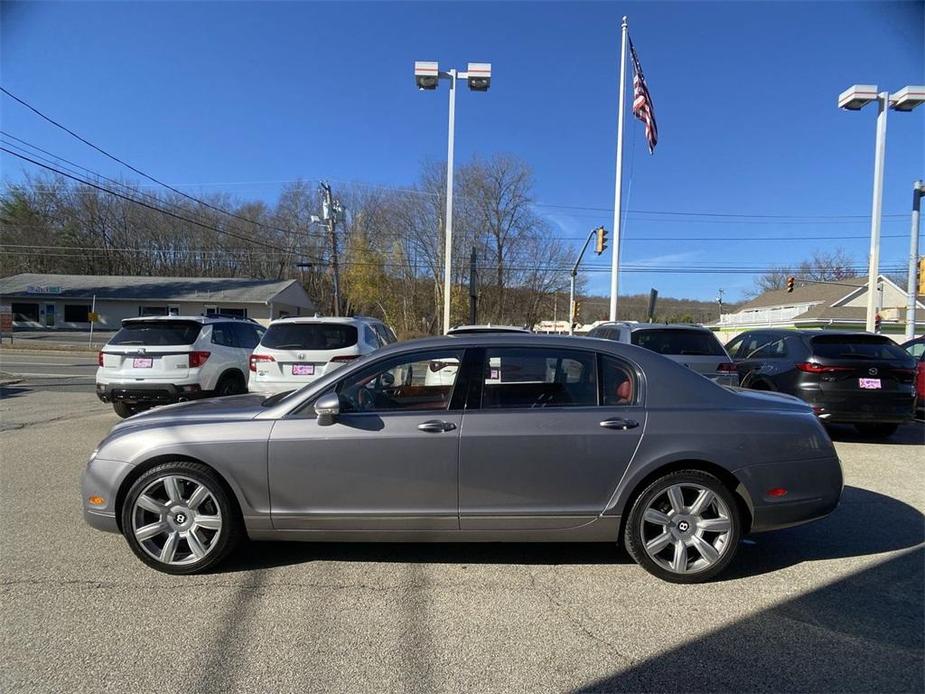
[443,69,457,335]
[414,61,492,334]
[839,84,925,333]
[864,92,889,333]
[906,180,924,340]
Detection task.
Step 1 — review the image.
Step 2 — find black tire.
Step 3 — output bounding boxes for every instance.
[215,371,245,397]
[120,461,243,575]
[624,469,742,584]
[112,401,137,418]
[854,423,899,438]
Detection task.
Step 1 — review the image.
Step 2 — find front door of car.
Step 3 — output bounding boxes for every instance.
[458,347,645,531]
[268,348,467,531]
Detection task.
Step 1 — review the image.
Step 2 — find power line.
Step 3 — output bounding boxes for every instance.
[0,87,308,239]
[0,146,323,259]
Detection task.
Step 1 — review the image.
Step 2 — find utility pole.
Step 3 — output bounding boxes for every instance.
[468,246,478,325]
[319,182,342,316]
[906,180,924,340]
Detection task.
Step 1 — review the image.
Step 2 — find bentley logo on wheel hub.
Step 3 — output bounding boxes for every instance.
[677,520,690,532]
[174,513,187,524]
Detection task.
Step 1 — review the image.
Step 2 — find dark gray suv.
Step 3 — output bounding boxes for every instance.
[82,334,842,583]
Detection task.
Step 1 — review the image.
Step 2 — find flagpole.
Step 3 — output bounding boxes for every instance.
[609,16,628,322]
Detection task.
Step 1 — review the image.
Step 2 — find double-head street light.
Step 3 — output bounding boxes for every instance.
[414,60,492,334]
[838,84,925,333]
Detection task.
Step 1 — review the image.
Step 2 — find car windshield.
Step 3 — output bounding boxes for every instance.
[261,323,358,350]
[631,329,726,356]
[810,335,910,361]
[109,321,202,346]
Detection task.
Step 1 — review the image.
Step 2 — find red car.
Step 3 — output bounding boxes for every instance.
[901,337,925,415]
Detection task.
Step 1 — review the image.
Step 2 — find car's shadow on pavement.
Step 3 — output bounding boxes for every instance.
[825,420,924,445]
[575,546,924,693]
[723,485,924,580]
[221,486,922,577]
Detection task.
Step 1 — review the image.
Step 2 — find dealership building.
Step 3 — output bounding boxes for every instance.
[0,273,314,329]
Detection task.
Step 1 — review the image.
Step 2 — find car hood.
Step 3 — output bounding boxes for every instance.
[113,394,267,431]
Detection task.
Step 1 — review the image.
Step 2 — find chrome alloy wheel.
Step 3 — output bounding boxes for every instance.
[639,482,733,575]
[130,475,223,566]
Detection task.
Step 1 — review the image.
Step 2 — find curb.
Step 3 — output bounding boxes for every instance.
[0,341,100,355]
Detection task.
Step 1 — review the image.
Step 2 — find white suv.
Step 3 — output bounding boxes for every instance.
[248,315,396,396]
[96,315,265,418]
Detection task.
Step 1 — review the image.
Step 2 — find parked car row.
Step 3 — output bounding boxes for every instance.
[96,314,396,417]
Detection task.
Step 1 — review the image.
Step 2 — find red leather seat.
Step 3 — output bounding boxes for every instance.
[616,380,633,403]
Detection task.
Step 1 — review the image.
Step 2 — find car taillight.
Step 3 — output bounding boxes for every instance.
[330,355,360,363]
[716,362,737,372]
[188,351,211,368]
[249,354,275,372]
[796,362,853,373]
[97,351,104,367]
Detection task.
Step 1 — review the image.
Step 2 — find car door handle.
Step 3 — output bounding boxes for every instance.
[417,420,457,433]
[599,418,639,430]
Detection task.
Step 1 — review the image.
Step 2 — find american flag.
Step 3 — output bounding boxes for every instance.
[628,36,658,154]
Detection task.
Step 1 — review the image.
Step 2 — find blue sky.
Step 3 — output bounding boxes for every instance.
[2,1,923,301]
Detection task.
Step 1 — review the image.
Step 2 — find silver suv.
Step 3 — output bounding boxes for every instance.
[587,322,738,386]
[96,315,264,417]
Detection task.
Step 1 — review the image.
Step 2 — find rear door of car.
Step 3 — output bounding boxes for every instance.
[100,320,201,379]
[457,345,645,530]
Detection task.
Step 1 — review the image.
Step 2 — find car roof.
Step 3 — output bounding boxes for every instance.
[121,315,247,325]
[268,315,380,326]
[594,322,712,333]
[734,328,886,339]
[447,324,531,334]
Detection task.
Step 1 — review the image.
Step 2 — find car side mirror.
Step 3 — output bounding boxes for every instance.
[314,392,341,426]
[380,371,395,387]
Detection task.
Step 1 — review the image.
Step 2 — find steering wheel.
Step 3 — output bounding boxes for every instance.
[357,387,375,411]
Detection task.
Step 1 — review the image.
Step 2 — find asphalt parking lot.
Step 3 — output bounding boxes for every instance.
[1,378,923,693]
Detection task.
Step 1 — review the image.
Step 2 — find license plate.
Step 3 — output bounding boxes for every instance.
[133,358,153,368]
[858,378,881,390]
[292,364,315,376]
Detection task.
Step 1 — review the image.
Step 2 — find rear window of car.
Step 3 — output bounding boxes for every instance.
[109,321,202,346]
[810,335,910,361]
[261,323,358,350]
[630,329,726,356]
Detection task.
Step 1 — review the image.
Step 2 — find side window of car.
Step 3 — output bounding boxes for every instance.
[907,342,925,359]
[725,335,744,359]
[374,323,396,345]
[211,323,237,348]
[363,325,379,348]
[336,350,464,413]
[600,355,636,406]
[482,347,597,409]
[233,323,261,349]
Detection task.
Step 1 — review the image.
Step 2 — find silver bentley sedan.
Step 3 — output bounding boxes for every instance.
[82,334,843,583]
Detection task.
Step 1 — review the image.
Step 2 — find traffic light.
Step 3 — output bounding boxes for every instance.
[918,256,925,297]
[874,313,882,333]
[786,276,795,293]
[594,226,608,255]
